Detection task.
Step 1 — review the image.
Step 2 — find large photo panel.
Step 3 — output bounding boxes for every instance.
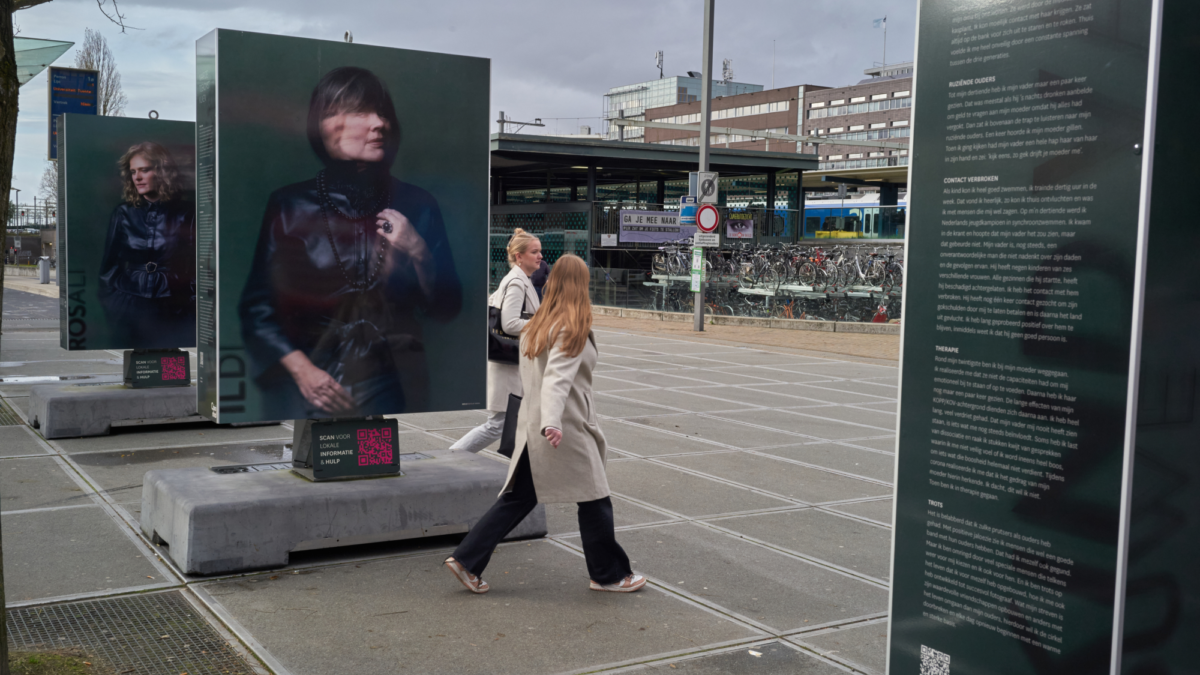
[197,30,489,424]
[58,113,196,350]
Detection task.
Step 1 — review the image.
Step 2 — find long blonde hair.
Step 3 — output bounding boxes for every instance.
[119,142,181,205]
[506,228,540,267]
[522,254,592,359]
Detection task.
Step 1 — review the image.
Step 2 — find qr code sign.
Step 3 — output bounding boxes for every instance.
[357,428,394,466]
[161,356,187,380]
[920,645,950,675]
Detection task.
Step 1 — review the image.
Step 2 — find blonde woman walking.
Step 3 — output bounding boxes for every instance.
[445,254,644,594]
[450,228,542,453]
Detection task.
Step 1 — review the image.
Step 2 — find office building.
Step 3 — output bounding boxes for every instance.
[603,74,763,141]
[802,62,914,170]
[643,84,827,153]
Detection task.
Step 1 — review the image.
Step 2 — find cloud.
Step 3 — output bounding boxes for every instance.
[9,0,916,195]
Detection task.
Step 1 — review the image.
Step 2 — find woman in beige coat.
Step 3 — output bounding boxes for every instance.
[445,255,645,594]
[449,229,541,453]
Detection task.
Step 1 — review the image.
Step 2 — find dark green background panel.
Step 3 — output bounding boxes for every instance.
[58,114,195,350]
[204,30,489,423]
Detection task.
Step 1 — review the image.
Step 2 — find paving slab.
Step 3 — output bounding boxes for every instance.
[710,409,890,441]
[50,421,291,454]
[544,497,672,536]
[3,396,29,419]
[695,352,831,367]
[755,443,897,483]
[712,509,893,580]
[728,367,841,384]
[852,400,898,413]
[70,442,291,514]
[811,381,898,398]
[826,499,895,525]
[0,425,48,457]
[608,342,743,356]
[0,456,91,511]
[744,383,892,405]
[600,421,728,457]
[199,541,760,675]
[622,354,721,368]
[394,409,491,431]
[607,522,889,633]
[780,362,898,380]
[803,405,897,429]
[593,376,658,392]
[593,356,679,370]
[594,394,684,419]
[631,640,847,674]
[840,437,897,453]
[2,507,163,604]
[791,621,889,675]
[435,426,500,452]
[607,460,793,517]
[673,386,832,410]
[619,389,763,414]
[656,368,784,386]
[660,453,891,504]
[626,414,804,449]
[595,369,714,389]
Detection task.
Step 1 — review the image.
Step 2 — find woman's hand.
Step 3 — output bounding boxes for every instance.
[376,209,430,263]
[281,350,355,414]
[543,427,562,448]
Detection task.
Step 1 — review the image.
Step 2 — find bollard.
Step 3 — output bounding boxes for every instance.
[37,256,50,284]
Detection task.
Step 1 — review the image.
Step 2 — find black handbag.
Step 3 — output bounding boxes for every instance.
[487,279,531,365]
[497,393,522,458]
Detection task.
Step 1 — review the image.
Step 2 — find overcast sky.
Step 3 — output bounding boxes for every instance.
[10,0,916,201]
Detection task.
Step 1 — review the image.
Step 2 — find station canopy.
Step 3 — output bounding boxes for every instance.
[15,37,74,85]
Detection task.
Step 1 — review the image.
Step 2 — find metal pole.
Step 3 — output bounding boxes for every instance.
[694,0,715,332]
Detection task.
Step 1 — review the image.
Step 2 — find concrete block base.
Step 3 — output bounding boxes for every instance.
[30,383,204,438]
[141,449,546,575]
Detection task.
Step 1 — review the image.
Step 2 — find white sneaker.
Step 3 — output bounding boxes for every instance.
[590,574,646,592]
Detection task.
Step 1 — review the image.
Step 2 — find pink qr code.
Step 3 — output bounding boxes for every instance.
[357,428,394,466]
[161,356,187,381]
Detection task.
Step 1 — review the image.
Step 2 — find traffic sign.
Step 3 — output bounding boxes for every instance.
[696,204,720,233]
[694,232,719,247]
[680,195,698,226]
[697,172,719,204]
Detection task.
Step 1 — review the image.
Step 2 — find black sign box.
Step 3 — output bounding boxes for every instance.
[294,418,401,482]
[123,349,191,388]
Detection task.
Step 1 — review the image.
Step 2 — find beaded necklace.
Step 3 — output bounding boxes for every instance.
[316,169,391,289]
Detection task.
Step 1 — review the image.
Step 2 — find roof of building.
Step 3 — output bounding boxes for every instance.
[490,133,818,193]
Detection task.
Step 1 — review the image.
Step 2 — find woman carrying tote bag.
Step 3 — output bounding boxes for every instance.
[445,254,645,594]
[450,229,541,454]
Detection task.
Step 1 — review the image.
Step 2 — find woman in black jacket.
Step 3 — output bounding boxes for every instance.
[98,142,195,348]
[238,67,462,420]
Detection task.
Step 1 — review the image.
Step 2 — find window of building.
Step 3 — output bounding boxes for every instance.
[893,90,910,97]
[870,122,887,129]
[850,96,866,103]
[849,124,865,131]
[892,120,909,127]
[831,99,845,105]
[871,93,889,101]
[828,154,844,160]
[811,101,826,108]
[815,127,910,142]
[849,153,864,159]
[829,126,844,133]
[869,151,885,157]
[806,96,912,120]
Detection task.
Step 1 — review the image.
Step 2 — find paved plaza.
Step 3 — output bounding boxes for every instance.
[2,287,899,674]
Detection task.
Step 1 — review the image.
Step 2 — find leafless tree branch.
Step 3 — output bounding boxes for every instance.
[74,28,126,116]
[93,0,140,32]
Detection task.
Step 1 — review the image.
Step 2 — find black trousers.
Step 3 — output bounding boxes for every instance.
[451,448,632,585]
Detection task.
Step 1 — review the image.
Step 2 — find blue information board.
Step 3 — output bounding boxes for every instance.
[47,67,98,160]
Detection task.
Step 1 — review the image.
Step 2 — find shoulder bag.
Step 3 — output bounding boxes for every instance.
[487,278,531,364]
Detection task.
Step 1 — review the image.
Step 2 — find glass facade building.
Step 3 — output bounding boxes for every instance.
[603,76,763,141]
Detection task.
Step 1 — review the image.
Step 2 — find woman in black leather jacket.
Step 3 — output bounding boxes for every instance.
[238,66,462,419]
[98,142,195,347]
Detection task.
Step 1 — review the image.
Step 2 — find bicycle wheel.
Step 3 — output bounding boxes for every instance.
[667,257,684,277]
[865,261,886,288]
[761,266,780,289]
[796,262,818,287]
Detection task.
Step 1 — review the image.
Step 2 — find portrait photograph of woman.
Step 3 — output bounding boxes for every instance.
[97,141,196,347]
[57,114,196,352]
[238,67,463,419]
[200,31,489,424]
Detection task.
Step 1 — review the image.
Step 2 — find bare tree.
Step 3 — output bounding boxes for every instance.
[74,27,126,116]
[1,7,132,671]
[38,159,56,206]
